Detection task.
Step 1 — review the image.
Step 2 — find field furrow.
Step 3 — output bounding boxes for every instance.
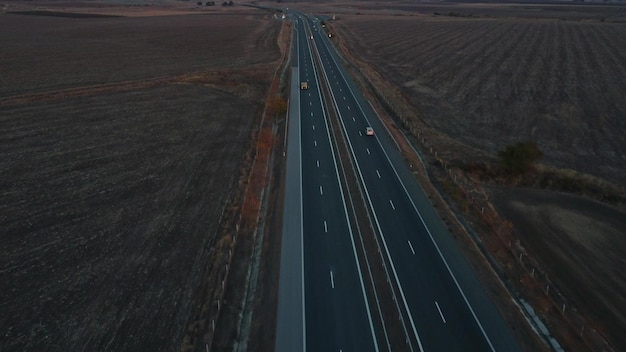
[419,22,495,88]
[337,14,626,184]
[0,14,280,96]
[0,86,256,351]
[448,21,521,111]
[0,10,281,352]
[587,25,626,111]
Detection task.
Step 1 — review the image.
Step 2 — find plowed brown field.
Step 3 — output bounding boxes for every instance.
[0,6,283,352]
[335,16,626,185]
[0,11,280,96]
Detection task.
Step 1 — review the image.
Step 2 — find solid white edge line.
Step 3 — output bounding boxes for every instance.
[324,32,497,351]
[296,22,306,352]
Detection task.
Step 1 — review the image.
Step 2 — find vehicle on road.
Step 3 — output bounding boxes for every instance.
[300,82,309,90]
[366,127,374,136]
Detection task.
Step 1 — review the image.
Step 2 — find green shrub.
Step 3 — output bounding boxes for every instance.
[498,141,542,175]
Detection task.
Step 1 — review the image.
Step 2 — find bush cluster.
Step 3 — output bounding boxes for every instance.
[498,141,542,175]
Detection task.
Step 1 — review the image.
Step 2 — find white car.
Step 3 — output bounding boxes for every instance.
[366,127,374,136]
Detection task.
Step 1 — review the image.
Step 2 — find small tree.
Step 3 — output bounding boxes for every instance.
[498,141,542,175]
[269,97,287,116]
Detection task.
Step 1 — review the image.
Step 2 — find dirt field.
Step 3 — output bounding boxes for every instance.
[0,8,280,96]
[1,87,254,351]
[332,12,626,185]
[0,4,283,351]
[319,3,625,351]
[491,187,626,349]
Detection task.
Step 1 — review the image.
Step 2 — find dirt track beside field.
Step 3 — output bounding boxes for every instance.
[491,188,626,349]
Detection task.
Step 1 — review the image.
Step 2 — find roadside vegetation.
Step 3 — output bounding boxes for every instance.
[498,142,542,176]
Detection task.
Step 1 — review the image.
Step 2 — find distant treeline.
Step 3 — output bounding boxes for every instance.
[197,1,234,6]
[8,10,121,18]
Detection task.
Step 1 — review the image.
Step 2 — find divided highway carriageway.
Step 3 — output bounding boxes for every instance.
[275,11,523,352]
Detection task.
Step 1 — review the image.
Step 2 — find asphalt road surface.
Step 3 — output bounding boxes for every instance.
[276,11,522,352]
[275,16,378,352]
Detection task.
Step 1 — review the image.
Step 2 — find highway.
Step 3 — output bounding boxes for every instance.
[276,14,378,352]
[276,11,522,352]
